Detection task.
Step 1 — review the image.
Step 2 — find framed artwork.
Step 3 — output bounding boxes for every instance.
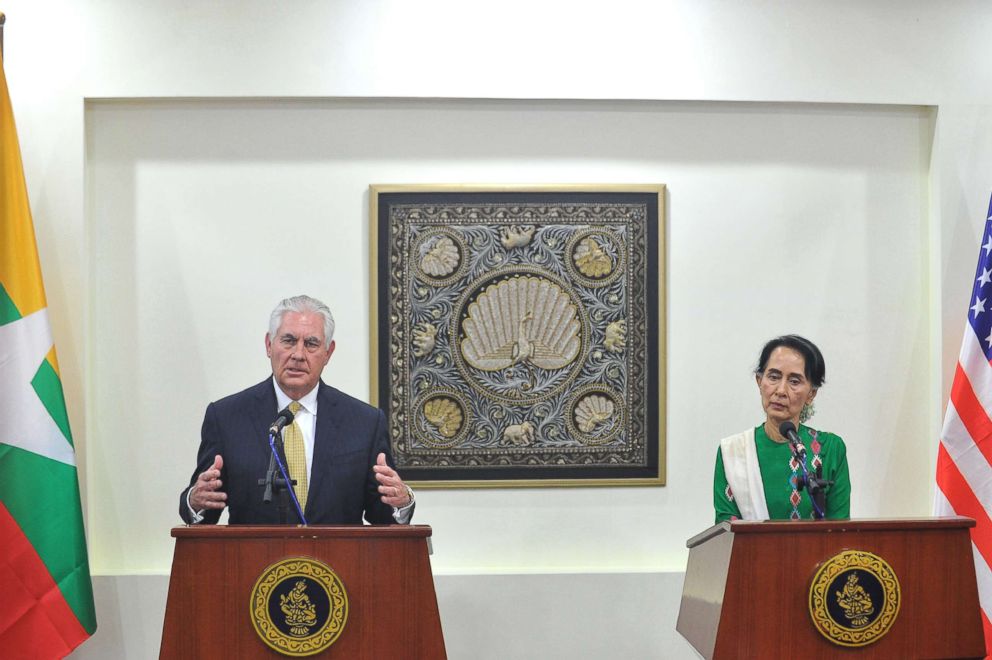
[370,185,665,487]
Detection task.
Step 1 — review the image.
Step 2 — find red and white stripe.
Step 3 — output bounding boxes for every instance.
[936,326,992,653]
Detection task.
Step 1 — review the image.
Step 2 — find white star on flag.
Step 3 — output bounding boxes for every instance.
[979,268,992,287]
[972,297,988,317]
[983,235,992,255]
[0,308,77,466]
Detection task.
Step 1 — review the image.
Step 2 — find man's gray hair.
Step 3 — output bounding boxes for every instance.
[268,295,335,348]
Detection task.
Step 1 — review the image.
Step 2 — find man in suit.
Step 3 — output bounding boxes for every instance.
[180,295,414,525]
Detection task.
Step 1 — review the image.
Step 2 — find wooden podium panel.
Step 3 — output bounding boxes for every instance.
[160,525,445,659]
[677,518,984,660]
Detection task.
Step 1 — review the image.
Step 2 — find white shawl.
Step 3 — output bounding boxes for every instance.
[719,428,769,521]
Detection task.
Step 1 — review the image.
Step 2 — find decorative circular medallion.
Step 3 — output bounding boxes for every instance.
[412,388,472,449]
[564,228,626,287]
[564,385,625,446]
[411,228,469,286]
[250,557,349,657]
[808,550,900,648]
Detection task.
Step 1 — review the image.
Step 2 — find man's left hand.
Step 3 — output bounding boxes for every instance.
[374,452,412,507]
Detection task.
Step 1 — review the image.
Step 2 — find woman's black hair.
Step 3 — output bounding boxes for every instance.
[755,335,826,388]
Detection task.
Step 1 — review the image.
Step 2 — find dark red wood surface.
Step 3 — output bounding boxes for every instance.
[160,525,446,659]
[679,518,984,659]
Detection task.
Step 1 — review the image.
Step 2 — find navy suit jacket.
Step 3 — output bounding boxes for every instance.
[179,378,405,525]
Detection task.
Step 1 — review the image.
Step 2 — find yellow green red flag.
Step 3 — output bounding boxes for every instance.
[0,51,97,656]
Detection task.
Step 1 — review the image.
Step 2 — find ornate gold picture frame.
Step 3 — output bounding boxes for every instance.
[370,185,665,487]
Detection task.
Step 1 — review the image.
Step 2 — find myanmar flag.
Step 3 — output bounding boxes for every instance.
[0,53,97,656]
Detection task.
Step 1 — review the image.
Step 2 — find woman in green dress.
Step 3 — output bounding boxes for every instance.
[713,335,851,522]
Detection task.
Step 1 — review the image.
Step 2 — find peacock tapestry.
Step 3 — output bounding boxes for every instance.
[370,185,665,487]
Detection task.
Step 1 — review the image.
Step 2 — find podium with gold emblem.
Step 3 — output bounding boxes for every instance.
[160,525,445,659]
[677,518,984,659]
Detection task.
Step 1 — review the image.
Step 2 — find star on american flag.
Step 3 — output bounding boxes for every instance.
[972,297,987,317]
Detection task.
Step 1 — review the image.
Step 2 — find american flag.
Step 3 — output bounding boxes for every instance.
[935,194,992,655]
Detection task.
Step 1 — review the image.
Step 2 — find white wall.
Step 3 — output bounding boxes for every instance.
[3,1,992,658]
[85,98,931,576]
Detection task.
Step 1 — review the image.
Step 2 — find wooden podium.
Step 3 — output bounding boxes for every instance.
[160,525,446,659]
[677,518,984,659]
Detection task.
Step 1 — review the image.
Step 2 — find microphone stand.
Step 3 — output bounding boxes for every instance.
[258,432,308,525]
[808,464,831,518]
[789,440,831,520]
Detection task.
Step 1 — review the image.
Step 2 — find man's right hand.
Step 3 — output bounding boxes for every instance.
[189,455,227,511]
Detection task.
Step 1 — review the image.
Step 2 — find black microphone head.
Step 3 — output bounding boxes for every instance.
[268,407,296,436]
[779,420,797,437]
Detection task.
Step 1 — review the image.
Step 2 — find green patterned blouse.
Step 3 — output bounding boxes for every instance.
[713,424,851,523]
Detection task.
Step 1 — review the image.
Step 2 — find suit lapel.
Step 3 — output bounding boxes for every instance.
[251,379,278,451]
[306,381,339,517]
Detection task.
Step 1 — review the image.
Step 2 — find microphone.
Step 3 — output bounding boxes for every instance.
[779,421,806,458]
[268,407,295,436]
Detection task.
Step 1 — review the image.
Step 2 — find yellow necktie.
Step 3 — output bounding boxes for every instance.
[284,401,308,509]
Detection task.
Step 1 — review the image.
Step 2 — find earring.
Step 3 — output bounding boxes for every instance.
[800,401,815,423]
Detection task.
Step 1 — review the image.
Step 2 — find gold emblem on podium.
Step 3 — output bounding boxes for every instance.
[808,549,900,647]
[250,557,349,656]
